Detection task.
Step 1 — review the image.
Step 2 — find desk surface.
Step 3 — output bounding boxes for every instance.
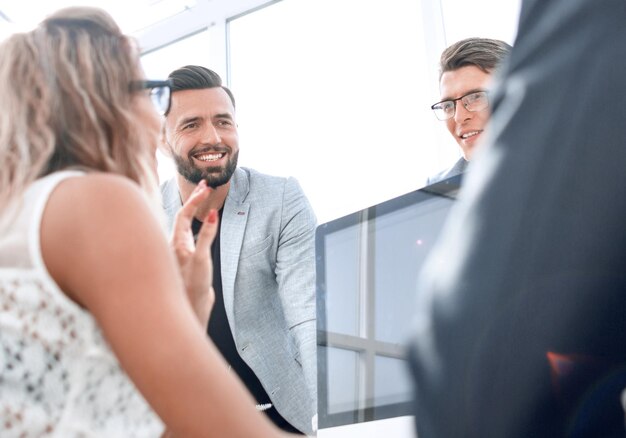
[318,415,416,438]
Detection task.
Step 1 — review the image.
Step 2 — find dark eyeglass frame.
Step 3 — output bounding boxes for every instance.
[430,90,489,121]
[130,80,172,116]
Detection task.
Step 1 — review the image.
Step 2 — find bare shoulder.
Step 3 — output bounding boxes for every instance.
[48,172,150,216]
[43,172,160,239]
[41,172,168,307]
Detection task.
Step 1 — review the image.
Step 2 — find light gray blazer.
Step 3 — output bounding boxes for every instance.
[161,167,317,435]
[425,157,468,186]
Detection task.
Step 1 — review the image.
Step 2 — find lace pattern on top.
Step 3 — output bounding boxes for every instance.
[0,172,163,437]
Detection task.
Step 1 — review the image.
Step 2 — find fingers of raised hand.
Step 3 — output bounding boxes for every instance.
[171,180,210,247]
[174,180,210,224]
[194,209,219,258]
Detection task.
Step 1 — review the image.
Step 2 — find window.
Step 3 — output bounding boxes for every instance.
[228,0,452,223]
[134,0,522,218]
[440,0,521,45]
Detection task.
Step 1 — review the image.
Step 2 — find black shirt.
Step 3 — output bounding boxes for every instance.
[191,213,302,434]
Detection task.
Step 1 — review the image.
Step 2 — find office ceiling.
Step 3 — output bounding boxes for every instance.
[0,0,198,37]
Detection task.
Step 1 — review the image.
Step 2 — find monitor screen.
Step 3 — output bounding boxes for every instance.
[316,175,461,429]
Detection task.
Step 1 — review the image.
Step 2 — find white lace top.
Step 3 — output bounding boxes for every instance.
[0,171,164,437]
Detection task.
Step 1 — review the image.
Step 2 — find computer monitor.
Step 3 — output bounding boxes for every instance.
[316,175,461,435]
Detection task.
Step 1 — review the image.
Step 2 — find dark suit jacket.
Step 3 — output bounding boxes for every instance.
[409,0,626,436]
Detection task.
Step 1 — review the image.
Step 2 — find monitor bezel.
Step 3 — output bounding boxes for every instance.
[315,174,462,429]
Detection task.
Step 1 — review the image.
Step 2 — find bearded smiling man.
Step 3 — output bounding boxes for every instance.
[171,140,238,188]
[160,65,317,436]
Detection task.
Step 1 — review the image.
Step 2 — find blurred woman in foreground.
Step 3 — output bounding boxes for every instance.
[0,7,295,437]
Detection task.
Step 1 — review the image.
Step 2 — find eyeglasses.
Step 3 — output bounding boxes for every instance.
[131,80,172,115]
[430,90,489,121]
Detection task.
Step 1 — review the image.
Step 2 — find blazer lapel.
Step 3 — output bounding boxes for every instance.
[220,168,250,332]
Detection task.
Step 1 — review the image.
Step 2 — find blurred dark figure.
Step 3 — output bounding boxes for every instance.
[409,0,626,436]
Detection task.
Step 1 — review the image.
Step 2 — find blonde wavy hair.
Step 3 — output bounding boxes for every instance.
[0,7,160,216]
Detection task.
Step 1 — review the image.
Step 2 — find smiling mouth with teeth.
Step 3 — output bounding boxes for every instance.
[460,130,482,139]
[193,152,225,162]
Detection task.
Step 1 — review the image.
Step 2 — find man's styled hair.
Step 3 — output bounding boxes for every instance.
[440,37,512,78]
[166,65,236,112]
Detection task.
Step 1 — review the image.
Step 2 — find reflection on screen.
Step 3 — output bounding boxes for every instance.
[316,185,457,428]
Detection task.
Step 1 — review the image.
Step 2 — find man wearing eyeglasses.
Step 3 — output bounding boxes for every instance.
[427,37,512,185]
[158,65,317,435]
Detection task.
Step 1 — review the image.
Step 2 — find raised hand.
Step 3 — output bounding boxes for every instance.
[170,180,219,325]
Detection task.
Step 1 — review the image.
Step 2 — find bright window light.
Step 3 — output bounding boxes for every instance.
[0,0,197,35]
[228,0,455,223]
[440,0,522,45]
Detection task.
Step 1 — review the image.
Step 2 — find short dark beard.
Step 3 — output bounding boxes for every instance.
[173,149,239,189]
